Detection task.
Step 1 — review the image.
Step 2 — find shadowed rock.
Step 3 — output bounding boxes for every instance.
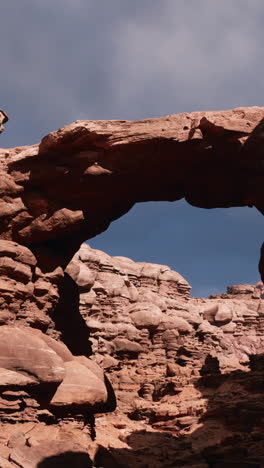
[0,107,263,274]
[0,110,8,134]
[0,108,264,466]
[10,441,93,468]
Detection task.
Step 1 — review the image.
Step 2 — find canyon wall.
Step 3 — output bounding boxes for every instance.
[67,244,264,467]
[0,241,263,466]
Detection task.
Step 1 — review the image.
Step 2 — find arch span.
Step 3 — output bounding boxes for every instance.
[0,107,263,278]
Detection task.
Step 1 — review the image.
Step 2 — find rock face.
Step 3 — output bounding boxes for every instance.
[0,318,115,466]
[0,240,62,331]
[0,109,264,466]
[69,244,264,396]
[0,110,8,134]
[0,323,114,418]
[0,244,263,466]
[66,244,263,467]
[0,107,263,275]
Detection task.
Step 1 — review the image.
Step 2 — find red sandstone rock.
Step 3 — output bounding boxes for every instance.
[50,360,108,409]
[112,338,144,354]
[29,329,73,363]
[0,241,62,331]
[0,322,114,451]
[74,355,104,381]
[0,107,263,275]
[10,440,92,468]
[128,302,164,328]
[0,108,264,466]
[0,236,262,467]
[0,455,13,467]
[0,326,65,384]
[0,368,35,387]
[62,244,264,431]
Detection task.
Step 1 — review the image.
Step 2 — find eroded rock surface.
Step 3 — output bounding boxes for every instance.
[0,107,264,275]
[68,245,264,405]
[0,109,264,466]
[0,240,63,332]
[0,324,114,420]
[68,244,264,467]
[0,243,263,466]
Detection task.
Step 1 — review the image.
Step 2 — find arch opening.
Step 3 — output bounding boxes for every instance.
[0,107,264,282]
[88,200,263,297]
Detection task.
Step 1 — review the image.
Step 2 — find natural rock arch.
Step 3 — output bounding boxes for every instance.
[0,108,264,466]
[0,106,263,279]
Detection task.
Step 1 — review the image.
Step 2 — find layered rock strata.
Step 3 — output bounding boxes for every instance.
[67,244,264,467]
[68,245,264,410]
[0,109,264,466]
[0,243,263,466]
[0,239,116,466]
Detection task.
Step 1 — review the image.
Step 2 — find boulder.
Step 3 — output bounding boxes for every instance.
[159,316,193,334]
[0,326,65,384]
[129,302,163,328]
[10,441,92,468]
[50,361,107,409]
[113,338,143,354]
[215,303,233,324]
[0,367,35,387]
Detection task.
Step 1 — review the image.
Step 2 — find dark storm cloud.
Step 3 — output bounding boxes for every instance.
[0,1,263,295]
[1,0,264,146]
[0,0,163,135]
[112,0,264,115]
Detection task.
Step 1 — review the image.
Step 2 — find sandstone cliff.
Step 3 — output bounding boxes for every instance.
[0,242,263,467]
[67,244,264,467]
[0,108,263,276]
[0,109,263,467]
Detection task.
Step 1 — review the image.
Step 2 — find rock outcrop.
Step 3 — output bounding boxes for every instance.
[0,240,62,331]
[0,107,263,275]
[0,243,263,466]
[0,322,114,419]
[69,244,264,398]
[0,110,8,134]
[70,245,264,466]
[0,109,264,466]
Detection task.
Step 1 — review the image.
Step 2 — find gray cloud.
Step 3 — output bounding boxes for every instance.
[1,0,264,147]
[112,0,264,114]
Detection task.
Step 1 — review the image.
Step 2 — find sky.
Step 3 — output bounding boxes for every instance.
[0,0,263,296]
